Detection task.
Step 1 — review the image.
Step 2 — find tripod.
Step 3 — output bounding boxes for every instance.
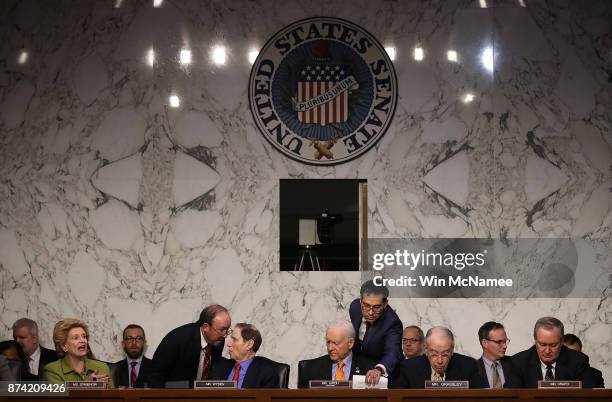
[294,245,321,271]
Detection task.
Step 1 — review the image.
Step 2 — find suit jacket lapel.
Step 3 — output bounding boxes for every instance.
[476,358,488,387]
[190,326,203,378]
[241,358,255,388]
[554,349,568,380]
[323,356,334,380]
[529,348,543,384]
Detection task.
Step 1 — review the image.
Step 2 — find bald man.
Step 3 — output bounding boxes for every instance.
[393,326,485,388]
[298,320,376,388]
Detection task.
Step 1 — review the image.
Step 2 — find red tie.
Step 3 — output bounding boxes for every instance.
[201,345,211,380]
[129,361,137,387]
[232,363,241,382]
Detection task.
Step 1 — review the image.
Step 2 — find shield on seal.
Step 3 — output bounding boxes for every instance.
[297,64,349,126]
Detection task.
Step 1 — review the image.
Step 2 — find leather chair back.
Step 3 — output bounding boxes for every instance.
[276,362,290,388]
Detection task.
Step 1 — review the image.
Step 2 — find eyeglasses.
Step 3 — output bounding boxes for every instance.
[428,351,452,359]
[361,302,385,313]
[402,337,421,345]
[486,338,510,345]
[428,351,451,359]
[212,327,232,337]
[124,336,144,343]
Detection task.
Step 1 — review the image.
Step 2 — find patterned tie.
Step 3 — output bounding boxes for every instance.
[432,371,443,381]
[129,361,137,388]
[492,361,502,388]
[232,363,241,384]
[335,360,345,381]
[545,364,554,381]
[200,345,211,380]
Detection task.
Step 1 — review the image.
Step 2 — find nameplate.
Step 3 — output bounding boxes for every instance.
[425,380,469,389]
[538,380,582,389]
[309,380,352,388]
[65,381,106,389]
[193,380,237,389]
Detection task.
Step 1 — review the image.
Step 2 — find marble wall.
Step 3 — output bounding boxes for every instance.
[0,0,610,387]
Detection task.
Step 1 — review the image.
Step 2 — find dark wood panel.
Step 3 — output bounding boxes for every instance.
[2,388,611,402]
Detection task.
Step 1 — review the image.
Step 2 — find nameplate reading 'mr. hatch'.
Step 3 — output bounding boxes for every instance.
[309,380,352,388]
[538,380,581,389]
[425,380,469,389]
[65,381,106,389]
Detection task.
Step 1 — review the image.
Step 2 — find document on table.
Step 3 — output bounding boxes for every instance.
[351,375,388,389]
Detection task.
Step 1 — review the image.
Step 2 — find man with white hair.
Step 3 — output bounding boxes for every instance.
[298,320,376,388]
[511,317,596,388]
[12,318,58,380]
[393,326,485,388]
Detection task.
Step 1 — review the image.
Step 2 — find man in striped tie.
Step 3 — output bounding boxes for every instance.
[297,321,375,388]
[114,324,153,388]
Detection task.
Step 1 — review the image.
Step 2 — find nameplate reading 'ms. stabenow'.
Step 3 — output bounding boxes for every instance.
[249,17,397,165]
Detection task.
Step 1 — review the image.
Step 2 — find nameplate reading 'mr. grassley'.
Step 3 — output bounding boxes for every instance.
[249,17,398,165]
[425,380,469,389]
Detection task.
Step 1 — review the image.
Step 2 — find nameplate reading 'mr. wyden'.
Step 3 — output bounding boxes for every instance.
[193,380,237,389]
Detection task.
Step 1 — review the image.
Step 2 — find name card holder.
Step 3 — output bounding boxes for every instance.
[193,380,237,389]
[425,380,469,389]
[538,380,581,389]
[309,380,352,388]
[65,381,107,389]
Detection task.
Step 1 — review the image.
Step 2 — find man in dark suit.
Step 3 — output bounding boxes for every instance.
[476,321,521,388]
[563,333,604,387]
[150,304,231,387]
[113,324,153,388]
[298,320,376,388]
[349,280,403,384]
[12,318,58,380]
[511,317,596,388]
[211,323,280,388]
[393,326,485,388]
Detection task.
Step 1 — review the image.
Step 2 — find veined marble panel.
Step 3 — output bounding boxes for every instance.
[0,0,610,388]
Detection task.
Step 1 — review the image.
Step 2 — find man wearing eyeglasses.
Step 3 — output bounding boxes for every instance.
[392,326,485,388]
[114,324,153,388]
[475,321,521,388]
[349,280,403,384]
[511,317,596,388]
[402,326,424,359]
[150,304,231,387]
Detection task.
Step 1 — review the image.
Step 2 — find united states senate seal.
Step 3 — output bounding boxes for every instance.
[249,17,398,165]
